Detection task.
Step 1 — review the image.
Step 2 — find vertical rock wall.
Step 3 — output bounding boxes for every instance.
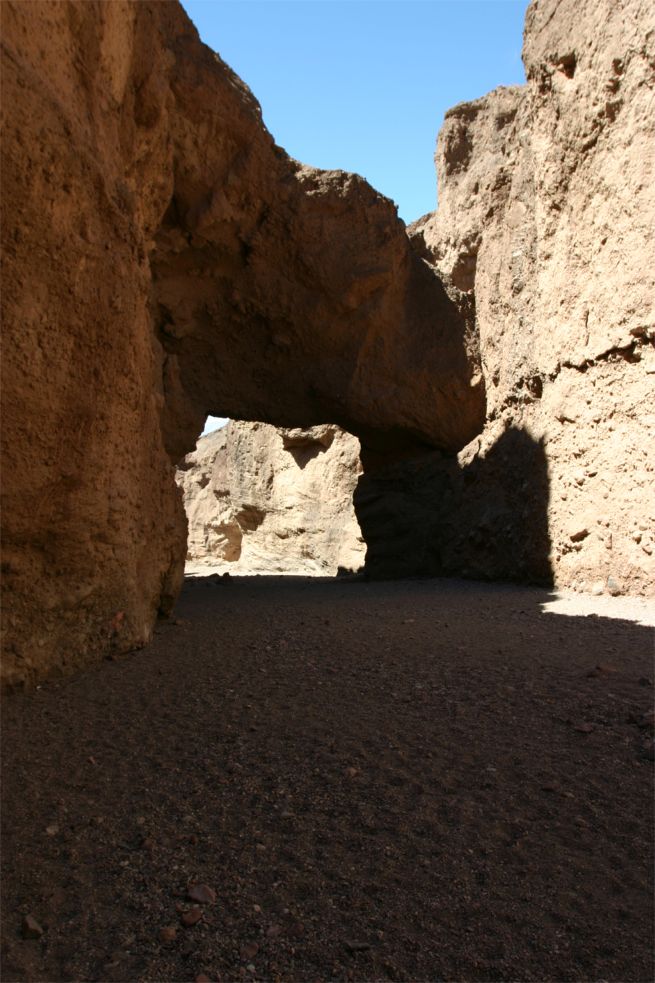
[359,0,654,596]
[0,1,187,687]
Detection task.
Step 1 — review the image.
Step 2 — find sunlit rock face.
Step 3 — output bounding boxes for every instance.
[0,1,482,686]
[4,0,650,689]
[362,0,654,595]
[177,423,365,576]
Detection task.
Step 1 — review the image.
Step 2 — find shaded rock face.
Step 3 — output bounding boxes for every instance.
[360,0,654,595]
[0,1,483,685]
[356,427,553,584]
[1,0,188,688]
[177,423,365,576]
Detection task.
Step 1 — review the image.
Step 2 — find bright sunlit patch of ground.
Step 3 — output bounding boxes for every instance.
[542,589,655,627]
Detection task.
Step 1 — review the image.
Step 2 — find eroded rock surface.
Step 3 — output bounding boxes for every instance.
[177,423,364,576]
[360,0,654,595]
[0,1,482,685]
[2,0,652,686]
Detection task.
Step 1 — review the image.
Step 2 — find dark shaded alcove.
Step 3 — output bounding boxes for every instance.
[355,426,553,585]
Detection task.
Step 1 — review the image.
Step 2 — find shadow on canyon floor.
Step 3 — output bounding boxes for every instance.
[2,576,653,983]
[355,426,553,584]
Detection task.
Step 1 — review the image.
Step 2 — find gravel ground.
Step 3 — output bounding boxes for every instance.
[1,575,653,983]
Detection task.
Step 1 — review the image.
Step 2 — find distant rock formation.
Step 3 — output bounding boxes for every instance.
[358,0,655,596]
[177,422,364,576]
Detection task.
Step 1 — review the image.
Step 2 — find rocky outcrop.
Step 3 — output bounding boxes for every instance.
[359,0,654,595]
[0,1,482,686]
[177,423,364,576]
[2,0,651,687]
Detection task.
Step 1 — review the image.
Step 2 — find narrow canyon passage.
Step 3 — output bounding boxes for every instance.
[2,577,653,983]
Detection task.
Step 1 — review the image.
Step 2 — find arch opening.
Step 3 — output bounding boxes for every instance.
[177,417,367,580]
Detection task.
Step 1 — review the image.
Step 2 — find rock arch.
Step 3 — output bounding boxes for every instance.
[0,0,484,686]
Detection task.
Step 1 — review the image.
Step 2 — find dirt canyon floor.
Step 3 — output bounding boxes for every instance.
[2,576,653,983]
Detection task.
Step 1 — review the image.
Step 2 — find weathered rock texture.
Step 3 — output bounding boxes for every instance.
[359,0,654,596]
[178,423,364,576]
[0,1,482,686]
[3,0,652,687]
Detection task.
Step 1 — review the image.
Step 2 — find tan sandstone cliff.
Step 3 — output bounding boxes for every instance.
[177,422,364,576]
[359,0,654,595]
[2,0,652,687]
[0,0,482,686]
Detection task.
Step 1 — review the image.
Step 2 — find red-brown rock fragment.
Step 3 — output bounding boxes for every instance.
[186,883,217,905]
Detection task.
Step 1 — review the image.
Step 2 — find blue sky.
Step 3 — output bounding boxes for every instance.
[183,0,530,434]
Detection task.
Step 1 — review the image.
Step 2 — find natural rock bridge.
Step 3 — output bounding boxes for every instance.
[1,0,484,687]
[1,0,653,692]
[1,2,653,981]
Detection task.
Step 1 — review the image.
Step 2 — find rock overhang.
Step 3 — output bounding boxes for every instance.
[0,0,484,686]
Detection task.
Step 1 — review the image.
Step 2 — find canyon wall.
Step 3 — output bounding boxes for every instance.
[0,1,482,686]
[2,0,652,687]
[359,0,654,595]
[178,423,364,576]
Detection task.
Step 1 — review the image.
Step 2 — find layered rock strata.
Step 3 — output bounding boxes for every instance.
[360,0,654,595]
[0,1,482,685]
[177,422,364,576]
